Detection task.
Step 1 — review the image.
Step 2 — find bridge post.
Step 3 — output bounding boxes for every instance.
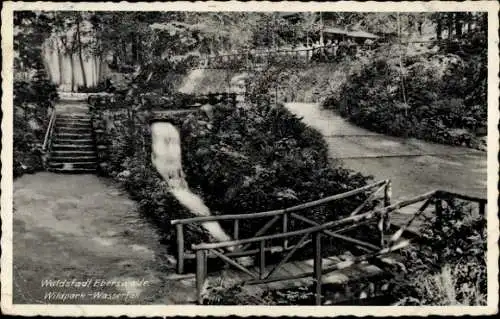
[282,213,289,249]
[380,180,393,247]
[312,232,322,305]
[259,240,266,279]
[384,180,392,207]
[175,224,184,274]
[434,196,444,265]
[479,201,486,217]
[233,219,239,240]
[196,249,207,305]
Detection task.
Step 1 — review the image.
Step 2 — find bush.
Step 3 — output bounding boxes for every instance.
[13,70,58,177]
[180,102,370,241]
[95,95,371,254]
[323,38,487,149]
[392,198,486,305]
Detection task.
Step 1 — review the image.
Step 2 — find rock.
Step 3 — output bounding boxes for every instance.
[14,106,25,117]
[28,118,41,131]
[200,104,214,120]
[117,170,131,179]
[99,162,109,169]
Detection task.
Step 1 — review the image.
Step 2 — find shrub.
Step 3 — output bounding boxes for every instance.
[95,95,371,255]
[392,198,486,305]
[13,70,58,177]
[181,102,370,241]
[323,38,487,149]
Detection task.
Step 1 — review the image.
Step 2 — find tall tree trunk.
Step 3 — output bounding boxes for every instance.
[57,41,63,85]
[136,35,141,64]
[447,13,454,40]
[455,13,463,38]
[97,53,103,82]
[122,41,127,65]
[436,16,442,40]
[70,54,76,92]
[467,12,473,33]
[76,16,88,88]
[482,13,487,31]
[131,33,138,64]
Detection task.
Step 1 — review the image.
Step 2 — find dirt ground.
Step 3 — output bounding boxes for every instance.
[12,172,196,304]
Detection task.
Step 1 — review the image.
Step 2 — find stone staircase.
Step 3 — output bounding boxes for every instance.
[47,112,97,173]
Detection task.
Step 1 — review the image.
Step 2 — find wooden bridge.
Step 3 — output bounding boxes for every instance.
[171,180,487,305]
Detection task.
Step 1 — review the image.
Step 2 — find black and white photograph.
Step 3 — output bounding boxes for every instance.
[1,1,498,316]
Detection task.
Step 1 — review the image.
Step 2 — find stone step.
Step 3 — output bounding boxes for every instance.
[53,138,94,144]
[55,121,92,127]
[56,117,91,122]
[56,127,93,134]
[49,155,97,163]
[55,133,93,139]
[51,144,95,150]
[48,161,97,170]
[57,115,91,120]
[48,167,97,174]
[51,150,96,156]
[57,113,91,118]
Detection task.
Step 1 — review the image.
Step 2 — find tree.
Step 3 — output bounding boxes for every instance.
[75,12,88,88]
[14,11,55,73]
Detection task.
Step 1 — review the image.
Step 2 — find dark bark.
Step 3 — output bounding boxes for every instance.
[447,13,454,40]
[70,54,76,92]
[57,42,63,84]
[131,33,138,64]
[467,12,473,33]
[436,16,442,40]
[455,13,463,38]
[482,13,487,31]
[121,41,127,65]
[97,53,103,83]
[76,16,88,88]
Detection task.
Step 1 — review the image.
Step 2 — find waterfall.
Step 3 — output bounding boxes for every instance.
[178,69,205,94]
[150,122,233,245]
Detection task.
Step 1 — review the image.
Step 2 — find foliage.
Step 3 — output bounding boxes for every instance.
[392,198,486,305]
[13,71,59,177]
[181,102,370,240]
[94,95,370,253]
[14,11,54,72]
[323,35,487,149]
[202,284,276,305]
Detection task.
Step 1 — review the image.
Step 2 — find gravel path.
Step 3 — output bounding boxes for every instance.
[284,102,487,200]
[13,172,196,304]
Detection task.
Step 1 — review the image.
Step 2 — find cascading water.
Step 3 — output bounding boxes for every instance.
[178,69,205,94]
[150,122,233,245]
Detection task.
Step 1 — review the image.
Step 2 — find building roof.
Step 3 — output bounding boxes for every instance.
[323,27,348,35]
[278,12,301,18]
[346,30,380,39]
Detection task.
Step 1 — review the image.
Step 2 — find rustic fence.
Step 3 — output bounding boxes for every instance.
[171,181,487,305]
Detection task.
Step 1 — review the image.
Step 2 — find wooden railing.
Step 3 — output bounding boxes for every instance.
[189,39,472,70]
[190,43,374,70]
[172,182,487,305]
[42,108,57,153]
[194,92,241,107]
[171,180,391,298]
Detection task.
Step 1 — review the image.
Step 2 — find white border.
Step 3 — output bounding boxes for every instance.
[2,1,499,317]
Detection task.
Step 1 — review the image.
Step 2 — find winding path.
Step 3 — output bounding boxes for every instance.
[284,102,487,201]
